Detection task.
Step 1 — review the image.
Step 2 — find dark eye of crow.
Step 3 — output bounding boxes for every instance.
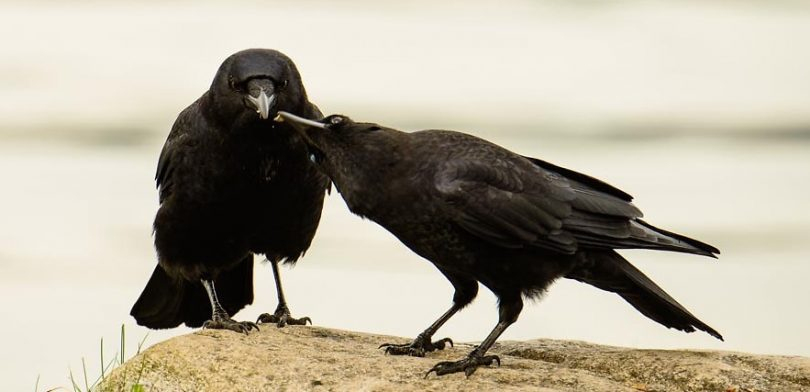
[368,126,381,132]
[330,116,344,125]
[233,81,247,93]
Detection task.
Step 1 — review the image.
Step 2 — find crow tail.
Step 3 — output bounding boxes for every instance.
[566,250,722,340]
[130,256,254,329]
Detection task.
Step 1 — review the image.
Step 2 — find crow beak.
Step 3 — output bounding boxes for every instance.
[247,89,275,120]
[275,111,326,130]
[275,111,327,165]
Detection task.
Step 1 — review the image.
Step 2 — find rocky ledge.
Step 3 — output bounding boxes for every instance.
[99,325,809,391]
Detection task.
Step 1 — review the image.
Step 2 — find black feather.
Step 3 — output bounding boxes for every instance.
[131,49,329,329]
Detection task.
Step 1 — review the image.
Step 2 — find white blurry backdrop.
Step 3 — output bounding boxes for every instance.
[1,1,809,390]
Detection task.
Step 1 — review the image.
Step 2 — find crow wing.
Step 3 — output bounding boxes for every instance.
[155,102,204,203]
[435,144,648,254]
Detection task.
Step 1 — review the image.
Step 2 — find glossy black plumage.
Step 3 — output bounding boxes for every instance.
[278,112,721,376]
[130,49,329,332]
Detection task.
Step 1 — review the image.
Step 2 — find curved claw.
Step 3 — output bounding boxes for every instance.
[256,311,311,328]
[425,354,502,378]
[379,336,453,357]
[434,337,454,350]
[233,321,259,335]
[297,316,312,326]
[387,344,422,356]
[202,319,259,335]
[463,355,500,377]
[379,343,404,355]
[425,361,452,379]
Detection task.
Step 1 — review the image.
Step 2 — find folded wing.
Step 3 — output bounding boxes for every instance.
[435,147,717,256]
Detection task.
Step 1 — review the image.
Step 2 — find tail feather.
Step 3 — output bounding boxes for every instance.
[631,219,720,257]
[130,256,255,329]
[567,250,723,340]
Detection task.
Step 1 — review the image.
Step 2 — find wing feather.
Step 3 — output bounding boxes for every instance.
[434,140,647,254]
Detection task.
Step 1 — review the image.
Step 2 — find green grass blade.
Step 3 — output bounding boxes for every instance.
[120,324,125,365]
[136,332,149,355]
[100,337,105,379]
[68,368,81,392]
[82,358,89,391]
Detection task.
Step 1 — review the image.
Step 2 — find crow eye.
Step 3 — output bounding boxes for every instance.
[368,126,381,132]
[228,77,248,93]
[281,79,289,88]
[330,116,344,125]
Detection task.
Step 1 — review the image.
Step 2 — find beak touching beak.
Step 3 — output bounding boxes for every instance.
[247,89,275,120]
[274,111,326,130]
[275,111,327,165]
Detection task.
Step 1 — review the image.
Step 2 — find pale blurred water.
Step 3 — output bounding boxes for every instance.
[2,1,810,391]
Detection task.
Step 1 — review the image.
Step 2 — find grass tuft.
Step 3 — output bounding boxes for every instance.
[42,324,148,392]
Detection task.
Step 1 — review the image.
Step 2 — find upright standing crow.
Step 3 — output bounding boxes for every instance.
[277,112,722,376]
[130,49,329,333]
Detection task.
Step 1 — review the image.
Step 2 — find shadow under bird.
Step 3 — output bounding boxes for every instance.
[276,111,722,377]
[130,49,329,333]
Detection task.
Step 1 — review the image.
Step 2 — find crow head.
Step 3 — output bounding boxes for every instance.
[274,112,407,214]
[208,49,308,126]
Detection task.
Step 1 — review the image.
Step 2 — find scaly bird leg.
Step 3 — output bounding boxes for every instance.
[426,296,523,377]
[257,259,311,327]
[201,279,259,334]
[379,303,460,357]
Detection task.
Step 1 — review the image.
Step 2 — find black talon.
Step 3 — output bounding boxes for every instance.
[435,337,454,349]
[378,335,454,357]
[202,318,259,335]
[256,305,311,328]
[424,365,441,379]
[425,354,502,377]
[194,280,260,335]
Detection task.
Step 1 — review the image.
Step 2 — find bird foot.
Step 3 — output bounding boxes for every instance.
[256,305,311,328]
[202,317,259,335]
[425,354,500,378]
[379,335,453,357]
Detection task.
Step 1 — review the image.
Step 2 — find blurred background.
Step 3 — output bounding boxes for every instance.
[2,1,809,390]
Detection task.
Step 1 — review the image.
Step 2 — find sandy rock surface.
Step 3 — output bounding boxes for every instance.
[99,325,810,392]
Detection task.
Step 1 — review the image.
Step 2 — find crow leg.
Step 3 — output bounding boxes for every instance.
[380,271,477,357]
[426,294,523,377]
[257,259,311,327]
[200,279,259,334]
[379,304,459,356]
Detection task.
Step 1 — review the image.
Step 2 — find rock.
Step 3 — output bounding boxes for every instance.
[99,326,810,392]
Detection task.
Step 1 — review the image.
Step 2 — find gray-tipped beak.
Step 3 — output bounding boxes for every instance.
[275,111,326,129]
[247,90,275,120]
[275,111,326,165]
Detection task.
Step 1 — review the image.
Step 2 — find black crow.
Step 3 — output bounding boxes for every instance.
[277,111,722,376]
[130,49,329,333]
